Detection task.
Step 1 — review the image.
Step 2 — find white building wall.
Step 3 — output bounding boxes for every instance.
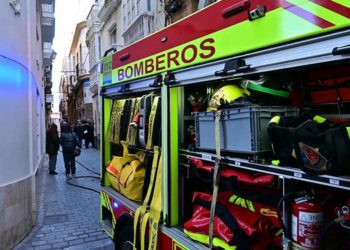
[0,0,45,186]
[0,0,48,249]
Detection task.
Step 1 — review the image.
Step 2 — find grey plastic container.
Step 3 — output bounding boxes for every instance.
[194,106,299,153]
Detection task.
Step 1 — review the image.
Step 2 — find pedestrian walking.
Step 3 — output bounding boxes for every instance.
[60,124,81,178]
[82,120,91,148]
[73,120,83,146]
[46,123,60,175]
[87,120,95,148]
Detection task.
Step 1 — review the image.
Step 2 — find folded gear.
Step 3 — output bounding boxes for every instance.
[268,114,350,175]
[184,191,282,250]
[106,142,146,201]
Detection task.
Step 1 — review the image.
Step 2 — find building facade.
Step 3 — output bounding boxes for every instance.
[62,21,92,124]
[0,0,55,249]
[87,1,103,148]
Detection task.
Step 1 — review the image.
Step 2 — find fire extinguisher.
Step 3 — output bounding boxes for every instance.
[320,200,350,250]
[278,191,324,250]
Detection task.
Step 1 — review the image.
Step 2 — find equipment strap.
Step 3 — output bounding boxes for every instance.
[209,110,222,249]
[146,97,160,150]
[113,99,126,144]
[108,100,119,142]
[133,146,160,250]
[148,154,162,250]
[140,212,150,250]
[127,98,140,145]
[244,81,289,97]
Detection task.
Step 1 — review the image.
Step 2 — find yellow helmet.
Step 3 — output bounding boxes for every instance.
[208,85,250,111]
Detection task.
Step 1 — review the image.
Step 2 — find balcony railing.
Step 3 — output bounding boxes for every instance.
[76,63,87,78]
[98,0,121,22]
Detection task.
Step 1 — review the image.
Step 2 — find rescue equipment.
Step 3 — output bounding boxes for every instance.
[133,146,162,250]
[320,200,350,250]
[146,96,161,150]
[195,106,299,153]
[139,93,156,147]
[184,191,282,250]
[207,85,249,111]
[241,77,291,105]
[268,114,350,175]
[305,65,350,104]
[126,98,141,146]
[106,142,146,202]
[277,192,325,250]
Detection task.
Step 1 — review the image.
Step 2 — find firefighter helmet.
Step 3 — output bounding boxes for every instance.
[208,85,249,111]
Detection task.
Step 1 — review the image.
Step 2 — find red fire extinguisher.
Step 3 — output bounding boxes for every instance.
[278,192,324,250]
[291,195,324,249]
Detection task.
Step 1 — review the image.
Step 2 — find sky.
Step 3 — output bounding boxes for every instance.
[51,0,94,112]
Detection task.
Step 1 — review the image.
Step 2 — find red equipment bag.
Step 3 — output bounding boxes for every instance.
[188,158,281,206]
[305,65,350,104]
[189,157,275,188]
[184,191,282,250]
[186,158,282,249]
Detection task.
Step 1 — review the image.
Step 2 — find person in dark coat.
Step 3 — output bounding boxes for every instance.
[87,120,95,148]
[82,120,91,148]
[46,123,60,175]
[73,120,83,146]
[60,124,81,178]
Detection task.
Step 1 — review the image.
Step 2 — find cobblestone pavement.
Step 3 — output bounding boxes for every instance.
[15,148,114,250]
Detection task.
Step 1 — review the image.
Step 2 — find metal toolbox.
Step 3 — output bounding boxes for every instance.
[194,106,299,154]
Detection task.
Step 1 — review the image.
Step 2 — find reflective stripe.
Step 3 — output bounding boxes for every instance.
[133,147,161,250]
[272,160,280,166]
[334,0,350,8]
[113,99,126,144]
[146,96,160,150]
[313,115,326,124]
[183,229,237,250]
[108,100,119,142]
[148,155,162,250]
[346,127,350,139]
[269,116,281,125]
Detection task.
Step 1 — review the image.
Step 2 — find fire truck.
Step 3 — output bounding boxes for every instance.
[99,1,350,249]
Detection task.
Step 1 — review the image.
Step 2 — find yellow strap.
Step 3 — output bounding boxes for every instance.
[127,99,137,144]
[140,212,150,250]
[133,147,160,250]
[129,98,141,145]
[143,146,160,205]
[146,97,160,150]
[148,155,162,250]
[209,110,222,249]
[113,99,126,144]
[108,100,118,142]
[133,206,145,249]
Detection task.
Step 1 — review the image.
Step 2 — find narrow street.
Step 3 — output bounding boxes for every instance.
[15,148,114,250]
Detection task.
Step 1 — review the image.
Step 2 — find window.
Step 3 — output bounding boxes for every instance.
[123,0,143,30]
[72,56,76,70]
[79,44,83,64]
[43,42,51,50]
[109,25,117,47]
[98,36,101,59]
[42,4,53,13]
